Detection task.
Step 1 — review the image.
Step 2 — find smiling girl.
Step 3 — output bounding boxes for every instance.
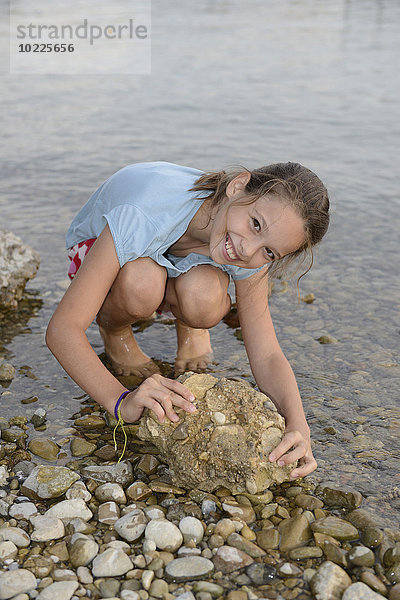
[46,161,329,478]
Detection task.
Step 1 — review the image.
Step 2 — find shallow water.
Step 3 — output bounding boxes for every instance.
[1,1,399,524]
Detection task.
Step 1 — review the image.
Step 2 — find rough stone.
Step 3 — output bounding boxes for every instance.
[65,481,91,502]
[310,561,352,600]
[165,556,214,581]
[0,569,37,600]
[21,466,80,500]
[0,230,40,312]
[138,373,295,492]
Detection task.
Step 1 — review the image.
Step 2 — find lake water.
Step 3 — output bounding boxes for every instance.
[1,0,399,524]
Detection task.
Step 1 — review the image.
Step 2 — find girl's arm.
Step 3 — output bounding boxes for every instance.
[235,268,317,479]
[46,225,196,423]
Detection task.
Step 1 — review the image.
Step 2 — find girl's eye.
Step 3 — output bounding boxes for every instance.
[265,248,275,260]
[252,218,261,231]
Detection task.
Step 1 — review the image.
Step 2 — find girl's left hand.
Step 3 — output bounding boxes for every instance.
[268,428,317,479]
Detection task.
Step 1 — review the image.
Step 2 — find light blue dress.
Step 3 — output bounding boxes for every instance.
[66,161,263,281]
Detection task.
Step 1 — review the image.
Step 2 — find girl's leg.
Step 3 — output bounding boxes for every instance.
[161,265,231,374]
[97,258,167,377]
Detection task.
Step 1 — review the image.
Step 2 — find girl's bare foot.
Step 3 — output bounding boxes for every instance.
[97,320,160,377]
[174,318,214,375]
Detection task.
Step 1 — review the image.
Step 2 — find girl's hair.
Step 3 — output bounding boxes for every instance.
[189,162,330,281]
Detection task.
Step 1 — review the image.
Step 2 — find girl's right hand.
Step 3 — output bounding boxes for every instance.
[119,374,197,423]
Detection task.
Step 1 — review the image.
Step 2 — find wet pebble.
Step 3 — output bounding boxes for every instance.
[28,438,59,461]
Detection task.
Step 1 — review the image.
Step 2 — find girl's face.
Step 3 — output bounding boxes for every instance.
[208,174,305,270]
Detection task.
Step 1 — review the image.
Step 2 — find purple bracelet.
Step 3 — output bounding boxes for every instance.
[114,390,130,420]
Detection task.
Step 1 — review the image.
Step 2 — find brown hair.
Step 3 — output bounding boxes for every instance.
[189,162,330,281]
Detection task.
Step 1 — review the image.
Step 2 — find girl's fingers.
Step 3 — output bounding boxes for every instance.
[152,390,179,423]
[290,456,318,479]
[269,431,301,463]
[276,444,307,467]
[140,397,166,423]
[156,376,196,403]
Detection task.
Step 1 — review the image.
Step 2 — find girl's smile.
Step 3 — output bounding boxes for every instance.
[210,195,306,270]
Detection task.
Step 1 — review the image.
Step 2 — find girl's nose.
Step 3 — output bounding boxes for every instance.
[241,238,261,259]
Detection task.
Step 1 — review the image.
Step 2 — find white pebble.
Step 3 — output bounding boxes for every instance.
[179,516,204,544]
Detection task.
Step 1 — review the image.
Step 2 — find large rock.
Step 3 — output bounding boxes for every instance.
[138,373,294,493]
[0,230,40,311]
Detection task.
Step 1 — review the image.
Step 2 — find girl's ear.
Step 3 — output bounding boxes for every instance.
[226,172,251,199]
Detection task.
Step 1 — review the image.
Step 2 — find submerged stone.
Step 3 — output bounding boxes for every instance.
[138,373,294,493]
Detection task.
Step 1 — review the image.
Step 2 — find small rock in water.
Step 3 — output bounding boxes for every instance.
[30,408,47,427]
[0,230,40,311]
[138,373,294,493]
[70,436,96,457]
[28,438,59,461]
[0,362,16,381]
[316,483,363,510]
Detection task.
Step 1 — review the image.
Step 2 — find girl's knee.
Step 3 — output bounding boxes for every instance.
[175,266,231,328]
[116,258,167,317]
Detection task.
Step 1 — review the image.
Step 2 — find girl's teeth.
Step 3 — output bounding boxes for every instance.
[225,236,237,259]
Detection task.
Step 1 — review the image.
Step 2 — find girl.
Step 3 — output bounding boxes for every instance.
[46,161,329,479]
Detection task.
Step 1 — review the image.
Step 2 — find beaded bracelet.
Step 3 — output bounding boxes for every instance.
[113,390,130,463]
